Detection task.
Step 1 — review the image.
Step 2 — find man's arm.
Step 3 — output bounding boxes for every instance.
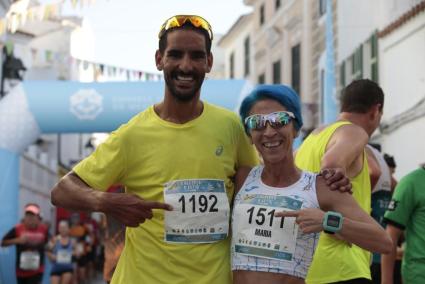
[1,228,26,247]
[390,175,398,192]
[1,238,21,246]
[381,224,403,284]
[321,124,369,178]
[51,172,104,212]
[51,172,173,227]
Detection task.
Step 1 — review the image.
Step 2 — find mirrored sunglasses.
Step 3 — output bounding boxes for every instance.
[158,15,213,40]
[245,111,295,131]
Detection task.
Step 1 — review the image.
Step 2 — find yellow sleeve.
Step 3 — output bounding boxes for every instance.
[73,129,127,191]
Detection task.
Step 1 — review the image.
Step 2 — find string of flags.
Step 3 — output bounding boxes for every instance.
[75,58,163,81]
[1,0,162,82]
[0,0,97,35]
[5,41,162,82]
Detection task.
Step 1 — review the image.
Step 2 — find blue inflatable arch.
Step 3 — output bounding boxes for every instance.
[0,79,252,282]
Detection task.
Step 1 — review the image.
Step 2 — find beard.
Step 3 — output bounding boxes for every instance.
[163,70,205,102]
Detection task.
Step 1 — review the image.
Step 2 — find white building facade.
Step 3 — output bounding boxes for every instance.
[377,2,425,177]
[219,0,424,177]
[337,0,425,178]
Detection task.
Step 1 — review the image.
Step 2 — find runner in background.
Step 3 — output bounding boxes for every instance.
[366,144,397,283]
[1,204,49,284]
[102,186,126,283]
[47,220,76,284]
[69,213,89,284]
[382,166,425,284]
[83,216,98,281]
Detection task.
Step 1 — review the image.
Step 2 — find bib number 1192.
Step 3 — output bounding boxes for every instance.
[178,194,218,213]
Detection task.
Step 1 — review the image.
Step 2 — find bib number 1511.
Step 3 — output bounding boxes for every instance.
[246,206,285,228]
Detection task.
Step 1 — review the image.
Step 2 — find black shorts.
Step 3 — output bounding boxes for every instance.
[371,261,402,284]
[87,248,96,262]
[17,273,43,284]
[50,268,74,276]
[76,255,88,267]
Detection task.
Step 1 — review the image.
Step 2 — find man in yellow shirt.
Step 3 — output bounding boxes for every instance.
[295,79,385,283]
[51,15,258,284]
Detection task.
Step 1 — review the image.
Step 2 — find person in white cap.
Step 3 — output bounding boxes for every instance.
[1,203,49,284]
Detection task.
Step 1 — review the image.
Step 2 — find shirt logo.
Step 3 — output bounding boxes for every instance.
[245,185,259,192]
[388,200,398,211]
[215,145,223,156]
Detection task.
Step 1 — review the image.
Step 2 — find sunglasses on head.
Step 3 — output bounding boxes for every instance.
[158,15,213,41]
[245,111,295,131]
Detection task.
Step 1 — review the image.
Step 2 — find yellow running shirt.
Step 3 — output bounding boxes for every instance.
[295,121,372,283]
[73,102,258,284]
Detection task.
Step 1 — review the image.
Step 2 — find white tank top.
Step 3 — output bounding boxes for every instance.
[367,145,392,193]
[231,165,320,279]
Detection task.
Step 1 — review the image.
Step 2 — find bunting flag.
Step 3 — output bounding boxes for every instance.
[45,50,52,62]
[5,41,14,55]
[0,19,6,35]
[0,0,96,36]
[1,30,161,82]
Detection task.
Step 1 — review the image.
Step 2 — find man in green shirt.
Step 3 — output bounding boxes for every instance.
[382,166,425,284]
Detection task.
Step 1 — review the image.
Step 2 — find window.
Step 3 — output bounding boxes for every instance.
[273,60,281,84]
[260,4,265,26]
[320,69,325,123]
[291,44,301,95]
[352,46,363,79]
[229,52,234,79]
[275,0,281,10]
[371,62,378,82]
[370,33,378,82]
[244,37,250,76]
[319,0,326,16]
[340,61,346,88]
[371,33,377,58]
[258,73,265,84]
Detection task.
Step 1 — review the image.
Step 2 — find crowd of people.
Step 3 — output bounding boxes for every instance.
[1,206,105,284]
[2,14,424,284]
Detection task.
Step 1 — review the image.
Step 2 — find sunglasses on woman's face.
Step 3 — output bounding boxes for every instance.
[245,111,295,131]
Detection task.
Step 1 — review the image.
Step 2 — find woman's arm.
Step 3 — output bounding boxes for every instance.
[316,176,392,253]
[276,176,392,254]
[46,237,56,262]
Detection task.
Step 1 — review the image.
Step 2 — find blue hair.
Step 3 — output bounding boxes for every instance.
[239,84,303,133]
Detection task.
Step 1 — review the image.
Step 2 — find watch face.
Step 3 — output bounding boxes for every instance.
[327,215,340,227]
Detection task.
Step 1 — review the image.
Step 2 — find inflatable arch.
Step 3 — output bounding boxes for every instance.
[0,79,251,282]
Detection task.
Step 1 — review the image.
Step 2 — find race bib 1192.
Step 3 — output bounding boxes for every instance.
[164,179,230,243]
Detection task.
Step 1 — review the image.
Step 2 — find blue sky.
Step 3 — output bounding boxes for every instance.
[42,0,252,73]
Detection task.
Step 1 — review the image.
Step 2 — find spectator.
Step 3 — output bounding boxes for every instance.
[1,204,49,284]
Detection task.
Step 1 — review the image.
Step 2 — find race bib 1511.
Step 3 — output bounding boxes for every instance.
[232,194,302,261]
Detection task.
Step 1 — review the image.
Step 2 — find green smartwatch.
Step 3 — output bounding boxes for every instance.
[322,211,343,234]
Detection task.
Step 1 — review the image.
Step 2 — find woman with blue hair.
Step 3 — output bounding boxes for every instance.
[231,84,392,283]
